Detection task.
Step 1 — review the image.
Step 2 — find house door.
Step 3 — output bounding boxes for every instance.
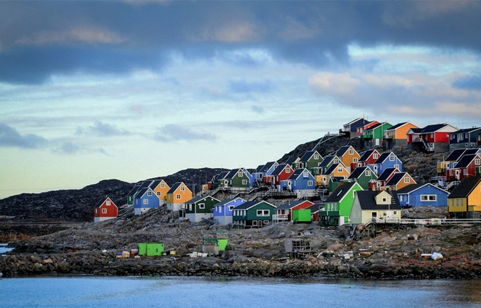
[371,212,377,222]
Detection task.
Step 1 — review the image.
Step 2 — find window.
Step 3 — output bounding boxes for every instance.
[239,171,244,177]
[229,206,235,211]
[404,177,410,183]
[218,207,222,213]
[389,155,395,161]
[106,200,111,206]
[256,209,270,216]
[421,195,437,201]
[308,180,313,186]
[314,153,319,159]
[176,194,181,200]
[199,203,205,209]
[349,149,353,155]
[157,192,161,196]
[286,167,291,173]
[338,167,343,173]
[382,197,387,203]
[242,179,247,185]
[147,191,152,196]
[393,211,397,215]
[303,171,309,178]
[102,208,107,214]
[366,170,371,176]
[373,153,379,159]
[353,158,358,163]
[476,159,481,165]
[161,183,165,188]
[143,199,148,204]
[180,186,185,191]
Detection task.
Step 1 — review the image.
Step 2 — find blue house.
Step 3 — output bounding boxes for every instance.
[396,183,449,207]
[134,187,160,215]
[341,117,370,139]
[369,152,403,176]
[213,197,246,225]
[281,168,316,198]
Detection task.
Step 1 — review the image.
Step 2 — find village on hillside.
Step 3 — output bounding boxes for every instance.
[94,117,481,235]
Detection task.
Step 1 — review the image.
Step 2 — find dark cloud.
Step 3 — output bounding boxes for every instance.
[0,123,47,149]
[153,124,216,142]
[452,74,481,91]
[76,121,131,137]
[0,1,480,84]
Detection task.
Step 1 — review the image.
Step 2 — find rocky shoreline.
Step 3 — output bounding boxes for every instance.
[2,206,481,280]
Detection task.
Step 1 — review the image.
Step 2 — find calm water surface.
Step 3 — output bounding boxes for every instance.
[1,276,481,308]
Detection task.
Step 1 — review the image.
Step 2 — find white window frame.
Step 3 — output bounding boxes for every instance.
[404,177,410,183]
[143,199,148,204]
[147,191,152,196]
[176,194,181,200]
[198,203,205,210]
[242,179,247,185]
[256,209,269,216]
[308,180,313,186]
[102,208,107,214]
[421,195,437,201]
[389,155,395,161]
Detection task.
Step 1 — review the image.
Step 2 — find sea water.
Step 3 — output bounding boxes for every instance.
[1,276,481,308]
[0,243,13,256]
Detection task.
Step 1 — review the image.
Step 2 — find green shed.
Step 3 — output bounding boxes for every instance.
[147,242,164,256]
[138,243,147,256]
[293,209,311,223]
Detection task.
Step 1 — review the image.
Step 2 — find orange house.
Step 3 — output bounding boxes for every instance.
[384,122,418,149]
[94,197,118,223]
[150,179,170,205]
[336,145,360,172]
[166,182,193,212]
[384,172,416,191]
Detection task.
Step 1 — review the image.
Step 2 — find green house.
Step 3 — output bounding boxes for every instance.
[319,181,363,226]
[232,200,276,228]
[293,209,312,223]
[296,150,324,175]
[347,166,378,190]
[362,122,392,147]
[222,168,253,190]
[184,195,220,223]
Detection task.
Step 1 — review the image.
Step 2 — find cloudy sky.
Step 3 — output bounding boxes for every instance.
[1,1,481,199]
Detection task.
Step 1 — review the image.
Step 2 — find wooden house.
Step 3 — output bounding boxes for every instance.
[374,168,401,190]
[260,161,280,186]
[183,195,220,223]
[94,197,118,223]
[222,168,254,191]
[447,153,481,182]
[449,127,481,150]
[307,203,324,222]
[268,163,294,190]
[350,191,402,225]
[126,185,140,207]
[166,182,193,212]
[134,187,159,215]
[341,117,370,139]
[397,183,449,208]
[274,200,314,222]
[281,168,316,198]
[296,150,323,175]
[384,172,416,191]
[213,197,246,225]
[362,122,392,148]
[448,176,481,218]
[356,120,380,138]
[410,123,458,153]
[149,180,170,206]
[348,166,378,190]
[232,200,277,228]
[384,122,418,149]
[336,145,360,172]
[355,149,381,169]
[319,181,362,226]
[437,149,479,181]
[369,152,403,176]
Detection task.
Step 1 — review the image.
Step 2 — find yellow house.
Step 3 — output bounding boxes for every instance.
[448,176,481,218]
[315,162,350,186]
[166,182,193,212]
[336,145,360,172]
[150,179,170,205]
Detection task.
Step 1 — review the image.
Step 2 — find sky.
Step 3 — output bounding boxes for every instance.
[1,0,481,199]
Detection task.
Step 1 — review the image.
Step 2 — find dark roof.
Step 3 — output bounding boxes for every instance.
[378,168,398,181]
[396,183,425,194]
[261,161,278,173]
[235,200,276,210]
[307,203,324,213]
[374,152,392,164]
[213,171,229,181]
[385,172,407,186]
[325,164,341,175]
[149,180,161,189]
[127,185,140,197]
[452,127,481,134]
[336,145,350,157]
[356,191,401,210]
[420,123,449,134]
[385,122,408,131]
[271,164,288,176]
[408,128,423,134]
[455,154,477,169]
[325,181,358,203]
[224,169,239,180]
[319,155,338,168]
[449,176,481,199]
[186,195,219,204]
[299,151,315,162]
[135,187,148,198]
[284,156,298,165]
[445,149,471,162]
[348,166,367,179]
[216,197,246,207]
[255,164,265,173]
[287,168,305,180]
[359,149,377,162]
[94,197,112,208]
[167,182,182,194]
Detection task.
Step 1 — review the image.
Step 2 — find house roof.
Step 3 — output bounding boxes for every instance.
[377,168,399,181]
[307,203,324,213]
[374,152,397,164]
[445,149,472,162]
[365,122,383,131]
[449,176,481,199]
[385,122,408,131]
[224,169,239,180]
[299,151,316,162]
[396,183,448,195]
[348,166,368,179]
[325,181,358,203]
[319,155,338,168]
[149,180,161,189]
[94,197,114,208]
[216,197,246,207]
[336,145,351,157]
[408,128,423,134]
[452,127,481,135]
[213,171,229,182]
[359,149,378,162]
[186,195,219,204]
[271,164,289,176]
[135,187,148,198]
[167,182,183,194]
[284,156,299,165]
[385,172,408,186]
[356,191,401,210]
[344,117,366,126]
[254,164,265,173]
[261,161,278,173]
[288,168,312,180]
[325,163,342,175]
[420,123,450,134]
[454,154,478,169]
[127,185,140,197]
[277,200,312,210]
[235,200,276,210]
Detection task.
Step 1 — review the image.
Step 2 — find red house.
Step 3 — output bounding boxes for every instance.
[409,123,457,153]
[94,197,118,223]
[274,200,314,222]
[448,153,481,182]
[267,163,294,189]
[353,149,381,170]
